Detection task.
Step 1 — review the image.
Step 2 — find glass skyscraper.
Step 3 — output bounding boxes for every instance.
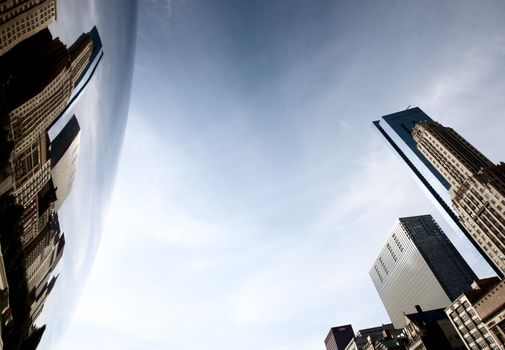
[370,215,477,328]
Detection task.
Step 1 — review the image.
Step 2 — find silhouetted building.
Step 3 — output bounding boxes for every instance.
[446,277,505,349]
[0,0,57,55]
[404,306,464,349]
[325,325,355,350]
[413,120,505,276]
[370,215,477,327]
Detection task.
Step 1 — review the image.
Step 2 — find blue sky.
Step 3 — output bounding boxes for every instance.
[40,0,505,349]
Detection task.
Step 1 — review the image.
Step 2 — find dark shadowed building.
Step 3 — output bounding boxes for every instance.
[404,306,465,350]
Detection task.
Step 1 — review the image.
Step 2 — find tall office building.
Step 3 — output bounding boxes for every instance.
[370,215,477,328]
[325,325,355,350]
[23,212,64,293]
[50,115,80,211]
[1,26,102,247]
[413,121,505,275]
[344,324,408,350]
[0,0,57,55]
[373,108,501,276]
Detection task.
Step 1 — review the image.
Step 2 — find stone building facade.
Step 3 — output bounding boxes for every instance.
[413,121,505,275]
[0,0,56,55]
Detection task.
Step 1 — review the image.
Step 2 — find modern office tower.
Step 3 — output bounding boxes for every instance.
[446,277,505,349]
[0,0,57,55]
[413,120,505,276]
[373,108,500,276]
[50,115,80,210]
[370,215,477,328]
[325,325,355,350]
[404,306,465,349]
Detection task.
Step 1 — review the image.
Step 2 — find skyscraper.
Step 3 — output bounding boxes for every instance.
[50,115,80,211]
[1,26,102,247]
[0,0,57,55]
[370,215,477,327]
[413,121,505,276]
[373,108,501,276]
[325,325,355,350]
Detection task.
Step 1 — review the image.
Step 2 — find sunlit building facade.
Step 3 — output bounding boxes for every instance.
[50,115,80,210]
[0,0,57,55]
[413,121,505,275]
[445,277,504,350]
[370,215,477,328]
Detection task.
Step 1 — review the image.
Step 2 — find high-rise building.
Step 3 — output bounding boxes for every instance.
[370,215,477,327]
[325,325,355,350]
[373,108,500,276]
[1,26,102,247]
[445,277,504,350]
[0,0,57,55]
[413,120,505,276]
[50,115,80,210]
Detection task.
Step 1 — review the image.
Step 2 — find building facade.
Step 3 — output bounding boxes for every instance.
[373,108,500,276]
[50,115,80,210]
[1,27,100,248]
[446,278,505,350]
[413,121,505,275]
[345,324,408,350]
[0,0,57,55]
[370,215,477,327]
[325,325,355,350]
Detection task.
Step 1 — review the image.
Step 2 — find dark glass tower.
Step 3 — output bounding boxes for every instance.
[373,107,501,277]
